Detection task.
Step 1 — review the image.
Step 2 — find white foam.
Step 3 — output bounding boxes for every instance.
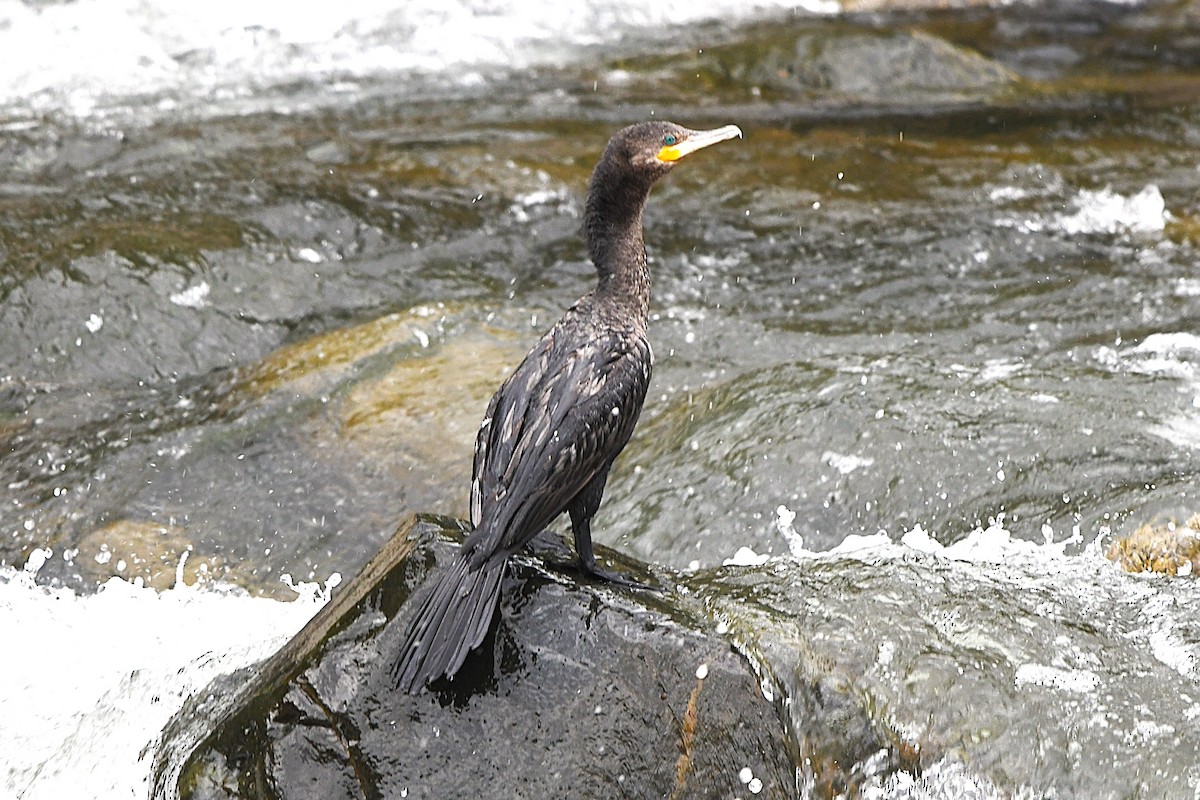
[828,531,894,555]
[896,523,936,553]
[509,186,577,223]
[1133,332,1200,357]
[996,184,1170,237]
[0,0,835,121]
[782,513,1091,571]
[724,545,771,567]
[977,358,1023,382]
[1094,332,1200,449]
[168,281,211,309]
[1015,663,1100,694]
[0,564,327,799]
[295,247,324,264]
[1055,185,1169,235]
[1175,278,1200,297]
[1141,595,1197,678]
[774,504,805,556]
[821,450,875,475]
[862,757,1005,800]
[987,185,1029,203]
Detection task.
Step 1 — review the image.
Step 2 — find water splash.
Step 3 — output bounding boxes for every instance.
[0,559,328,799]
[0,0,834,120]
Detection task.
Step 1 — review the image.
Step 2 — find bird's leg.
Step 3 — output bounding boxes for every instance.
[570,513,657,591]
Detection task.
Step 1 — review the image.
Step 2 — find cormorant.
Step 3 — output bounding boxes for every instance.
[392,121,742,693]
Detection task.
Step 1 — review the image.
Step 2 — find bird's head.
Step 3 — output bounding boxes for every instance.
[604,121,743,183]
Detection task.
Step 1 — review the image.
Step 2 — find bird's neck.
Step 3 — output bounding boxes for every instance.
[585,178,652,321]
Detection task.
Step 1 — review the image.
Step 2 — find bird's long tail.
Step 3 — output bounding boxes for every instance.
[392,551,507,694]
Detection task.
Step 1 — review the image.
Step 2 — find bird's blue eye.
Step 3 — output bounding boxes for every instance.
[663,134,677,146]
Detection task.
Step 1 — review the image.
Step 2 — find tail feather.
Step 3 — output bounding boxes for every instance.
[392,552,507,693]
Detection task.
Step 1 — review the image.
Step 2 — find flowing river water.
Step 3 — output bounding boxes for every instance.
[2,0,1200,797]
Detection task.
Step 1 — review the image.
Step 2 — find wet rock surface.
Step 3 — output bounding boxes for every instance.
[154,512,1200,799]
[158,516,808,799]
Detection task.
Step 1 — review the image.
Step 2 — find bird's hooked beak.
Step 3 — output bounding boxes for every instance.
[657,124,743,163]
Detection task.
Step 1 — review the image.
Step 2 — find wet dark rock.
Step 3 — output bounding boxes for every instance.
[154,515,806,799]
[153,513,1200,798]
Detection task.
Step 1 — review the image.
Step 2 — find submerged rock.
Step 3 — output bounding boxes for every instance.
[73,519,223,591]
[702,545,1200,799]
[154,515,807,799]
[708,23,1016,104]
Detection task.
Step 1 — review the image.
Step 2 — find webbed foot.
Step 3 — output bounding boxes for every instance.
[577,558,660,592]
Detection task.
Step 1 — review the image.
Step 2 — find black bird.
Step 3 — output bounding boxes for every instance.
[393,121,742,693]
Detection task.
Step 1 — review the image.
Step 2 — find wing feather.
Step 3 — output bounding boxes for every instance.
[465,324,651,561]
